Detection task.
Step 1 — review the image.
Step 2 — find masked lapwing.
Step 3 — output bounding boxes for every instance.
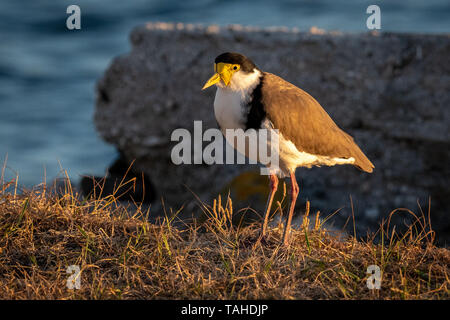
[202,52,374,246]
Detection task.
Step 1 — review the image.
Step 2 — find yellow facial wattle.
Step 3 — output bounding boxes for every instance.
[202,62,240,90]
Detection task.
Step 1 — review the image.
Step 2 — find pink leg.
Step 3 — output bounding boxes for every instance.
[282,171,299,246]
[260,174,278,238]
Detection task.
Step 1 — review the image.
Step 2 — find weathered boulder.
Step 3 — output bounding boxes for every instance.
[94,22,450,243]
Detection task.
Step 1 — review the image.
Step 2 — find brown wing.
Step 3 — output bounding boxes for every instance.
[261,72,374,173]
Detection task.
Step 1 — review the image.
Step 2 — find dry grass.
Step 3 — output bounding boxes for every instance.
[0,177,449,300]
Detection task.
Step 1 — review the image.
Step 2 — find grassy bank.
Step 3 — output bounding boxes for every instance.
[0,178,448,300]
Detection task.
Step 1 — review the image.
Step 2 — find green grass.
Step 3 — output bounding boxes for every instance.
[0,177,448,299]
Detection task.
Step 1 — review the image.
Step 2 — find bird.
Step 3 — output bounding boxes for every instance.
[202,52,374,246]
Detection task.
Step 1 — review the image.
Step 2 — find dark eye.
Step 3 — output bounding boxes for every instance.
[233,66,237,70]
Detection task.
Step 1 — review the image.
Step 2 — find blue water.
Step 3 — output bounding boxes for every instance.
[0,0,449,187]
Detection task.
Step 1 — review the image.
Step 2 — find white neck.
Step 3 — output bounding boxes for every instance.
[213,69,262,131]
[216,68,262,96]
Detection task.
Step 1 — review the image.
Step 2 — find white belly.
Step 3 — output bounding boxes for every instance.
[264,120,355,177]
[213,88,355,177]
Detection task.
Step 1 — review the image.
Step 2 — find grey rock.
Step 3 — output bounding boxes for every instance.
[94,23,450,244]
